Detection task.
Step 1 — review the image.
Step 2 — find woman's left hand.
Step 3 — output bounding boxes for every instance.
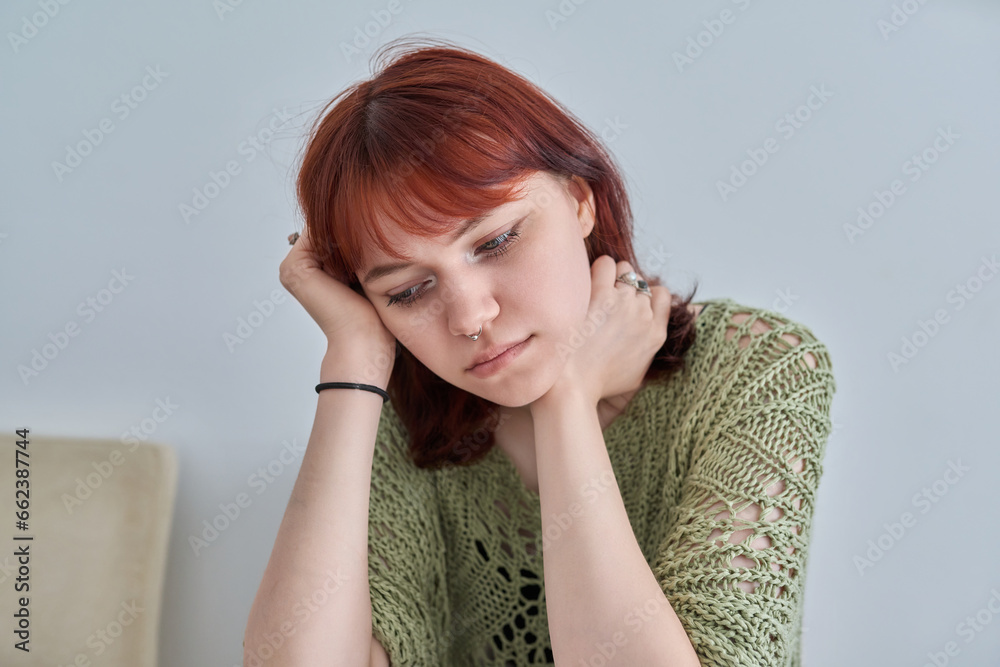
[530,255,672,415]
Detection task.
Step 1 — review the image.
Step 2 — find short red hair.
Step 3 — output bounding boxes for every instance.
[296,36,699,469]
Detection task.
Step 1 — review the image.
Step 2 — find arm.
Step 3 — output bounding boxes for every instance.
[651,311,836,665]
[532,392,702,666]
[243,357,383,667]
[532,309,835,665]
[370,636,391,667]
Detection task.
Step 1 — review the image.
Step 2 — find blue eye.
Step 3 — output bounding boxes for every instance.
[385,227,523,308]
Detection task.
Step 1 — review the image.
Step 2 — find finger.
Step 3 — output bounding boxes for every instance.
[293,226,312,253]
[612,261,654,303]
[591,255,618,299]
[651,285,672,334]
[611,259,637,292]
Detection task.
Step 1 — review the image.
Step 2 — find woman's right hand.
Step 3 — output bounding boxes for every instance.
[279,226,397,387]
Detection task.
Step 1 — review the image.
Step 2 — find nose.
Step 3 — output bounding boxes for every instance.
[442,275,498,339]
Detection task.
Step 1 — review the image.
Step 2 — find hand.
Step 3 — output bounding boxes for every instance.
[530,255,672,415]
[279,227,397,388]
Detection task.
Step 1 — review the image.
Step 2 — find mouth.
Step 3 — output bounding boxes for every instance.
[467,336,532,373]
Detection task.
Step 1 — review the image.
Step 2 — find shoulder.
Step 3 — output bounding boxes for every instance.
[675,298,838,459]
[662,298,837,420]
[373,401,407,464]
[688,297,833,372]
[369,402,444,525]
[372,402,433,484]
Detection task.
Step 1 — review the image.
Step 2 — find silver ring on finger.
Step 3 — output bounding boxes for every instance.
[616,270,652,297]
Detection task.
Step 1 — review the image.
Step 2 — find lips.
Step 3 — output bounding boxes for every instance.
[468,338,528,370]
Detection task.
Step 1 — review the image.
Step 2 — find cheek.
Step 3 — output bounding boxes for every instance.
[380,304,435,353]
[510,236,592,332]
[396,311,437,352]
[549,237,593,315]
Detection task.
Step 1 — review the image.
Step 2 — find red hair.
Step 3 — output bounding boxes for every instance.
[296,36,699,469]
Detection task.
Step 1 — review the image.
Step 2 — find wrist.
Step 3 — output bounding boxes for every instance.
[530,378,596,419]
[320,356,389,391]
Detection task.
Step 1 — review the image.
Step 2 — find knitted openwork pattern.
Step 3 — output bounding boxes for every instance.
[366,298,836,666]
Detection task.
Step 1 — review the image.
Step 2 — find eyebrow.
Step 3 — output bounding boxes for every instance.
[360,211,496,286]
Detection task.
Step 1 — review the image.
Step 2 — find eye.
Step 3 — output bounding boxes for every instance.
[385,225,523,308]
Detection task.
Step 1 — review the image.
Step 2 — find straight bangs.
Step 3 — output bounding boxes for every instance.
[333,122,539,280]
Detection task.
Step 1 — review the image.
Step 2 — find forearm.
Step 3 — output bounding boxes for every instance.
[533,391,701,666]
[244,366,384,666]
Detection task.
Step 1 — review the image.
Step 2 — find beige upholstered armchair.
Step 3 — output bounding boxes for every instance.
[0,434,177,666]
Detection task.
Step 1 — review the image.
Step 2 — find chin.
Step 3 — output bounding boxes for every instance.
[468,368,558,409]
[483,391,536,410]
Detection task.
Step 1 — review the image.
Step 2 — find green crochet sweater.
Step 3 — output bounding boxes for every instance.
[367,298,837,666]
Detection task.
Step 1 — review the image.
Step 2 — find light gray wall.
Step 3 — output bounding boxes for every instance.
[3,1,999,665]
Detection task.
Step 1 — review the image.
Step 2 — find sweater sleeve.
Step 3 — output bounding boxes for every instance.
[367,404,451,665]
[652,307,836,666]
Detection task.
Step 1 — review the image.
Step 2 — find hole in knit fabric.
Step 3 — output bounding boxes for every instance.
[482,561,549,663]
[494,498,511,519]
[704,312,815,599]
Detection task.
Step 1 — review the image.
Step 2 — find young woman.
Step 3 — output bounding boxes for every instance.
[244,37,836,667]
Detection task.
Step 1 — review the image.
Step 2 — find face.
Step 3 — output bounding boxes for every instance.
[357,170,597,407]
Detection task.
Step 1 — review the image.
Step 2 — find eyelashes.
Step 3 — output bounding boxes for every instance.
[385,226,523,308]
